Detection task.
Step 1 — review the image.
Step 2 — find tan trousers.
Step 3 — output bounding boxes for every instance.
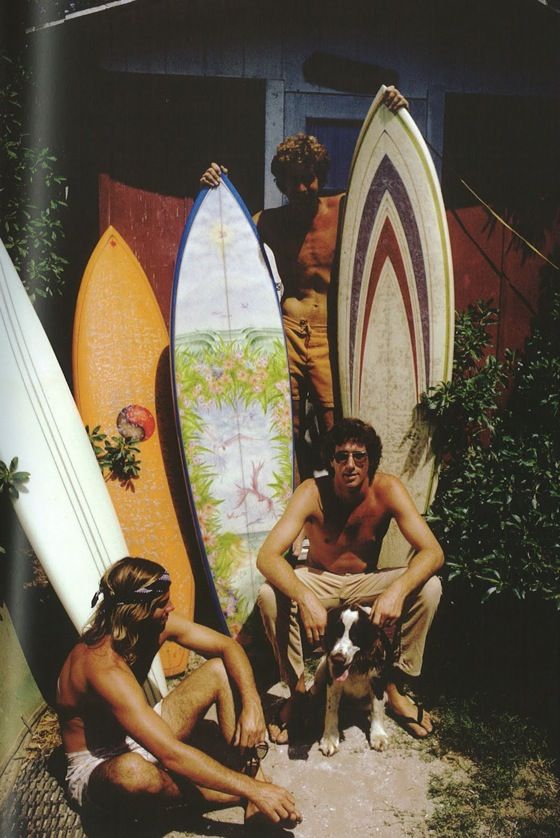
[283,316,335,409]
[257,566,442,688]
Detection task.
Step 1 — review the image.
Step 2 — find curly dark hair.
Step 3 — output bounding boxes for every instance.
[82,557,170,667]
[322,418,383,481]
[271,133,330,193]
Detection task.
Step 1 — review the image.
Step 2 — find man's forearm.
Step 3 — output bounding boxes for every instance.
[257,553,306,603]
[392,548,443,598]
[222,641,261,704]
[162,740,255,798]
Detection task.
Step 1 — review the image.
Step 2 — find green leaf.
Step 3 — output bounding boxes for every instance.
[0,456,30,498]
[424,284,560,605]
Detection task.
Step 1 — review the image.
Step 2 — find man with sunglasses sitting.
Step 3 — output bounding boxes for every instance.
[257,418,443,744]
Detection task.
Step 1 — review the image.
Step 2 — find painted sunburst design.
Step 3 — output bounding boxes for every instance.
[210,221,234,247]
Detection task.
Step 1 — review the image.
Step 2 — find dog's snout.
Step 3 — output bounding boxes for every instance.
[331,652,346,665]
[331,638,359,660]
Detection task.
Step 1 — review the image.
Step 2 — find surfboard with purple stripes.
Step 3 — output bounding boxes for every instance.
[337,85,454,567]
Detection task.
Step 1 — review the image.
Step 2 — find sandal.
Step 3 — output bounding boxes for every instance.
[386,702,432,739]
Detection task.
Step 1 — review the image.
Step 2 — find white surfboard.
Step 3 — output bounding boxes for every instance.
[337,86,454,567]
[0,239,167,703]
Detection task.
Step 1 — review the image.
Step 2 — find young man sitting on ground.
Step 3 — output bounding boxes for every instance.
[56,556,301,827]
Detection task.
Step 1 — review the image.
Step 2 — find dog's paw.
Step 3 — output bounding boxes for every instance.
[369,731,389,752]
[319,734,340,756]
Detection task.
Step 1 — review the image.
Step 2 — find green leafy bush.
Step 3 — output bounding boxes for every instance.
[0,53,67,300]
[422,270,560,606]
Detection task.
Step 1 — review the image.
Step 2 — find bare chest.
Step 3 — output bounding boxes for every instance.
[261,203,340,287]
[321,508,382,548]
[294,222,338,275]
[307,503,389,571]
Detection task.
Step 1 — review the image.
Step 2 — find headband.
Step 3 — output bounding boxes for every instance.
[91,571,171,608]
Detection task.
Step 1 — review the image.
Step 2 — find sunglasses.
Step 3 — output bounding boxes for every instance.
[333,450,368,464]
[254,741,269,760]
[244,741,269,775]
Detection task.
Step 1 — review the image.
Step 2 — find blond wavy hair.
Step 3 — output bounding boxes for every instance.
[83,557,170,667]
[271,133,330,193]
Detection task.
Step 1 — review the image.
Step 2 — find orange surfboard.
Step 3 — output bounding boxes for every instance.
[73,226,195,675]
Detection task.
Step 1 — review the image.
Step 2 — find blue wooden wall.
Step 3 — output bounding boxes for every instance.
[59,0,560,205]
[55,0,559,206]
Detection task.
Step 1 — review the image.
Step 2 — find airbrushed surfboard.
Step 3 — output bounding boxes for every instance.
[171,175,293,635]
[73,227,196,675]
[338,85,454,567]
[0,238,166,703]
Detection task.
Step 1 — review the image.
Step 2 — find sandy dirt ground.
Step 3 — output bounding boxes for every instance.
[1,682,457,838]
[178,725,442,838]
[154,683,450,838]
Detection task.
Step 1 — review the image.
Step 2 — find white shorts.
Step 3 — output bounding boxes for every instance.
[65,701,161,809]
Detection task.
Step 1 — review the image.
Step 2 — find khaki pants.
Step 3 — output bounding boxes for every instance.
[283,316,335,409]
[257,566,442,687]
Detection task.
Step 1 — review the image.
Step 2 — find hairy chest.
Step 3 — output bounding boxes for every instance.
[312,505,389,553]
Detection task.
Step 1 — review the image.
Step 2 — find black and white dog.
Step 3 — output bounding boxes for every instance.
[312,604,393,756]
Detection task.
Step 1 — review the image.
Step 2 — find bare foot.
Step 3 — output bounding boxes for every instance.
[386,690,433,738]
[268,704,289,745]
[252,766,271,783]
[245,768,302,829]
[268,692,308,745]
[245,800,302,830]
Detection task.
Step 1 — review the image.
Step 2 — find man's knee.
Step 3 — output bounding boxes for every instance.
[201,656,228,690]
[418,575,442,612]
[257,582,295,626]
[257,582,278,622]
[99,753,165,800]
[317,405,334,434]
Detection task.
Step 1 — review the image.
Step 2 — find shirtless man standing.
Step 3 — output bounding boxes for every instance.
[56,557,301,827]
[256,418,443,744]
[201,85,408,480]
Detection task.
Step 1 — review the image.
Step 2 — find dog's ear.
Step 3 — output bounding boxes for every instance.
[370,625,393,670]
[348,609,375,672]
[355,608,377,645]
[326,605,345,628]
[351,612,393,672]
